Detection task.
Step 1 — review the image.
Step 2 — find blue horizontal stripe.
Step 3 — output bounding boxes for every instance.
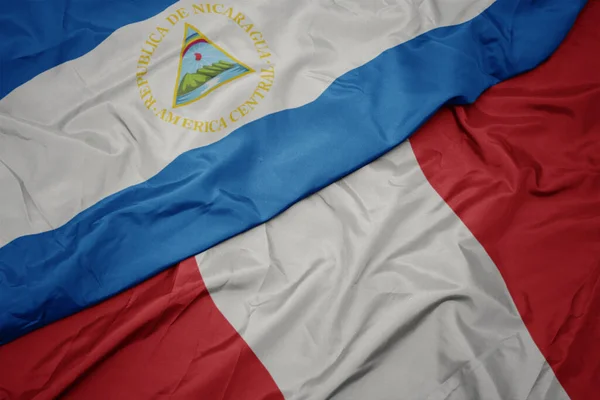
[0,0,178,100]
[0,0,586,343]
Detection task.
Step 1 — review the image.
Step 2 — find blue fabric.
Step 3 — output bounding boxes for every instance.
[0,0,587,344]
[0,0,178,99]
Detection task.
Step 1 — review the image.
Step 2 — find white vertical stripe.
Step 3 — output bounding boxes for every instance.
[197,141,568,399]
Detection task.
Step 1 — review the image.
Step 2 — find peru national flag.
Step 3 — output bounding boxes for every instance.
[0,0,599,399]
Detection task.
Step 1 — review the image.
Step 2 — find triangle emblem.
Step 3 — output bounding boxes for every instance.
[172,23,254,108]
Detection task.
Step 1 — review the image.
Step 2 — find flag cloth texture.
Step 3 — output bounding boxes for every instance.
[1,0,598,399]
[0,0,586,343]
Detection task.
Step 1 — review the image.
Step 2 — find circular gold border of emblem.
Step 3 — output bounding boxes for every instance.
[135,4,276,133]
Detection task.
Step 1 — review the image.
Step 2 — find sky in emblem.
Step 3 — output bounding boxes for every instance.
[175,28,249,104]
[179,41,237,83]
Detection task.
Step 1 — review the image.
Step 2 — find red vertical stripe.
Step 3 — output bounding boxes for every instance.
[412,2,600,398]
[0,258,284,400]
[1,5,597,400]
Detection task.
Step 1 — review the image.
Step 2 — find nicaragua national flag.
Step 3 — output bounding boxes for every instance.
[0,0,598,399]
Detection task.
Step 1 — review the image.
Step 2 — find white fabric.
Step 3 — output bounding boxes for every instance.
[0,0,495,246]
[197,141,568,400]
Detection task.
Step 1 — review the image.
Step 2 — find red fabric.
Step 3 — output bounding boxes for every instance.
[0,258,283,400]
[1,4,598,400]
[412,2,600,398]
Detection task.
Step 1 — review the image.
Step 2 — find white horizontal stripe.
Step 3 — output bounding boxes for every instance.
[197,141,568,399]
[0,0,494,246]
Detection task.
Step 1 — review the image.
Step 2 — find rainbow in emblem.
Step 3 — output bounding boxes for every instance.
[173,23,254,108]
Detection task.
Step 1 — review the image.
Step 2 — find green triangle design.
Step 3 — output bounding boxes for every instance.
[172,23,254,108]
